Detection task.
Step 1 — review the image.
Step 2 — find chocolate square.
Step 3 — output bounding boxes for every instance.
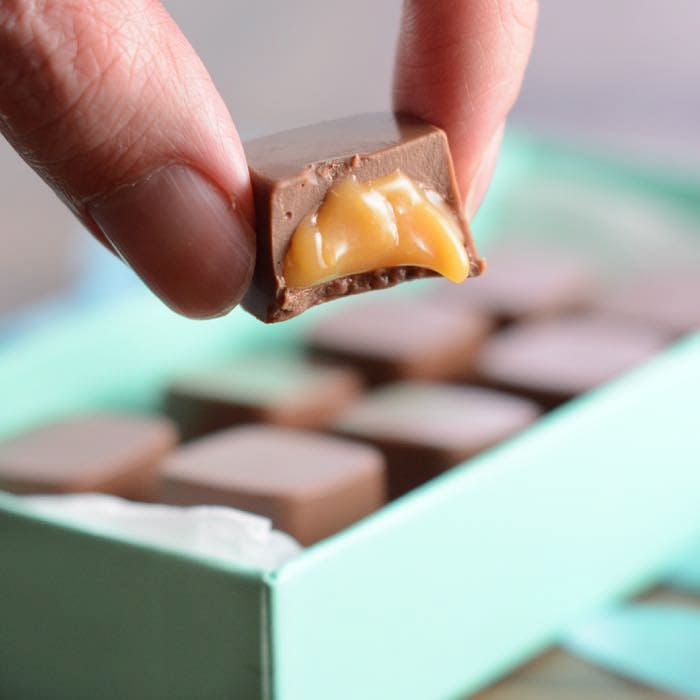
[0,414,178,500]
[432,245,598,325]
[473,314,669,408]
[333,381,540,498]
[165,353,363,439]
[595,270,700,338]
[307,298,492,384]
[160,425,386,545]
[243,113,483,322]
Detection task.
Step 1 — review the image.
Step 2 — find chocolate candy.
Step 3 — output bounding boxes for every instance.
[433,246,597,325]
[333,381,540,497]
[474,314,669,408]
[595,271,700,338]
[160,425,385,545]
[242,113,484,322]
[165,354,363,439]
[0,414,177,499]
[307,298,493,384]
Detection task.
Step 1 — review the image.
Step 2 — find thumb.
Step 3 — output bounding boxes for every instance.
[0,0,254,318]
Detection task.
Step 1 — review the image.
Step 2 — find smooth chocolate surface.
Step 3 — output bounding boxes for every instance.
[333,381,540,497]
[0,414,178,499]
[308,297,493,384]
[160,425,386,545]
[595,271,700,338]
[433,246,597,325]
[474,314,669,408]
[243,113,483,322]
[165,354,363,439]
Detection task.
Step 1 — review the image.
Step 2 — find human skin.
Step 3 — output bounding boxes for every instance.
[0,0,538,318]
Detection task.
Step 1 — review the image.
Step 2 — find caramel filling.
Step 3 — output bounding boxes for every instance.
[283,171,469,288]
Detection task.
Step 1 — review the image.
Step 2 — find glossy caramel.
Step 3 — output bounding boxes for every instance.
[283,171,469,288]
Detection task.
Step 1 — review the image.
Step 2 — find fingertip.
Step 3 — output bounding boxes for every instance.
[394,0,537,198]
[465,123,505,221]
[88,164,256,319]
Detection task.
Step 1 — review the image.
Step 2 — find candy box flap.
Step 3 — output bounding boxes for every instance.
[0,490,271,700]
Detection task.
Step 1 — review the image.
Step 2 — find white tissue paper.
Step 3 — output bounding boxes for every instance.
[23,494,301,571]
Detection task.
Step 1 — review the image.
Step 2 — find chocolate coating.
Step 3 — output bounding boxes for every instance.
[307,297,493,384]
[595,271,700,338]
[160,425,386,546]
[474,314,669,408]
[243,113,483,322]
[165,354,363,439]
[0,414,178,499]
[433,246,597,325]
[333,381,540,497]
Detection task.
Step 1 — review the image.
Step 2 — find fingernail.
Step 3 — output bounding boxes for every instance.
[465,123,505,221]
[88,164,255,318]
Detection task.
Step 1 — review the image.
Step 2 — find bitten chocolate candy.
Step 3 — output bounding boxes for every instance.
[0,414,178,499]
[433,246,597,325]
[165,354,363,439]
[307,298,493,384]
[474,314,669,408]
[595,271,700,338]
[333,382,540,497]
[160,425,386,545]
[243,113,484,322]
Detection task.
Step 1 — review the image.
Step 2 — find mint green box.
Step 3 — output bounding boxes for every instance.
[2,136,700,699]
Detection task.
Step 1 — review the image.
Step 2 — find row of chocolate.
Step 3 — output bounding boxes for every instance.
[0,245,697,547]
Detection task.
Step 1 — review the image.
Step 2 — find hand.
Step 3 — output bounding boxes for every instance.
[0,0,254,319]
[394,0,538,219]
[0,1,537,319]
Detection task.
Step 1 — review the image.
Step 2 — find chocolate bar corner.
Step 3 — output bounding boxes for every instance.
[242,112,484,323]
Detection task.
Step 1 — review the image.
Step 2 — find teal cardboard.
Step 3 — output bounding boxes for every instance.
[0,494,268,700]
[267,334,700,699]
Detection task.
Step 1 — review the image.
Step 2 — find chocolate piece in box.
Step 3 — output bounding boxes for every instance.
[0,414,177,500]
[474,314,669,408]
[595,271,700,338]
[160,425,386,546]
[333,381,540,497]
[243,113,484,322]
[165,354,363,439]
[433,246,598,325]
[308,298,492,384]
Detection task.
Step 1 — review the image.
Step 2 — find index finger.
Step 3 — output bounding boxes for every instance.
[394,0,538,207]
